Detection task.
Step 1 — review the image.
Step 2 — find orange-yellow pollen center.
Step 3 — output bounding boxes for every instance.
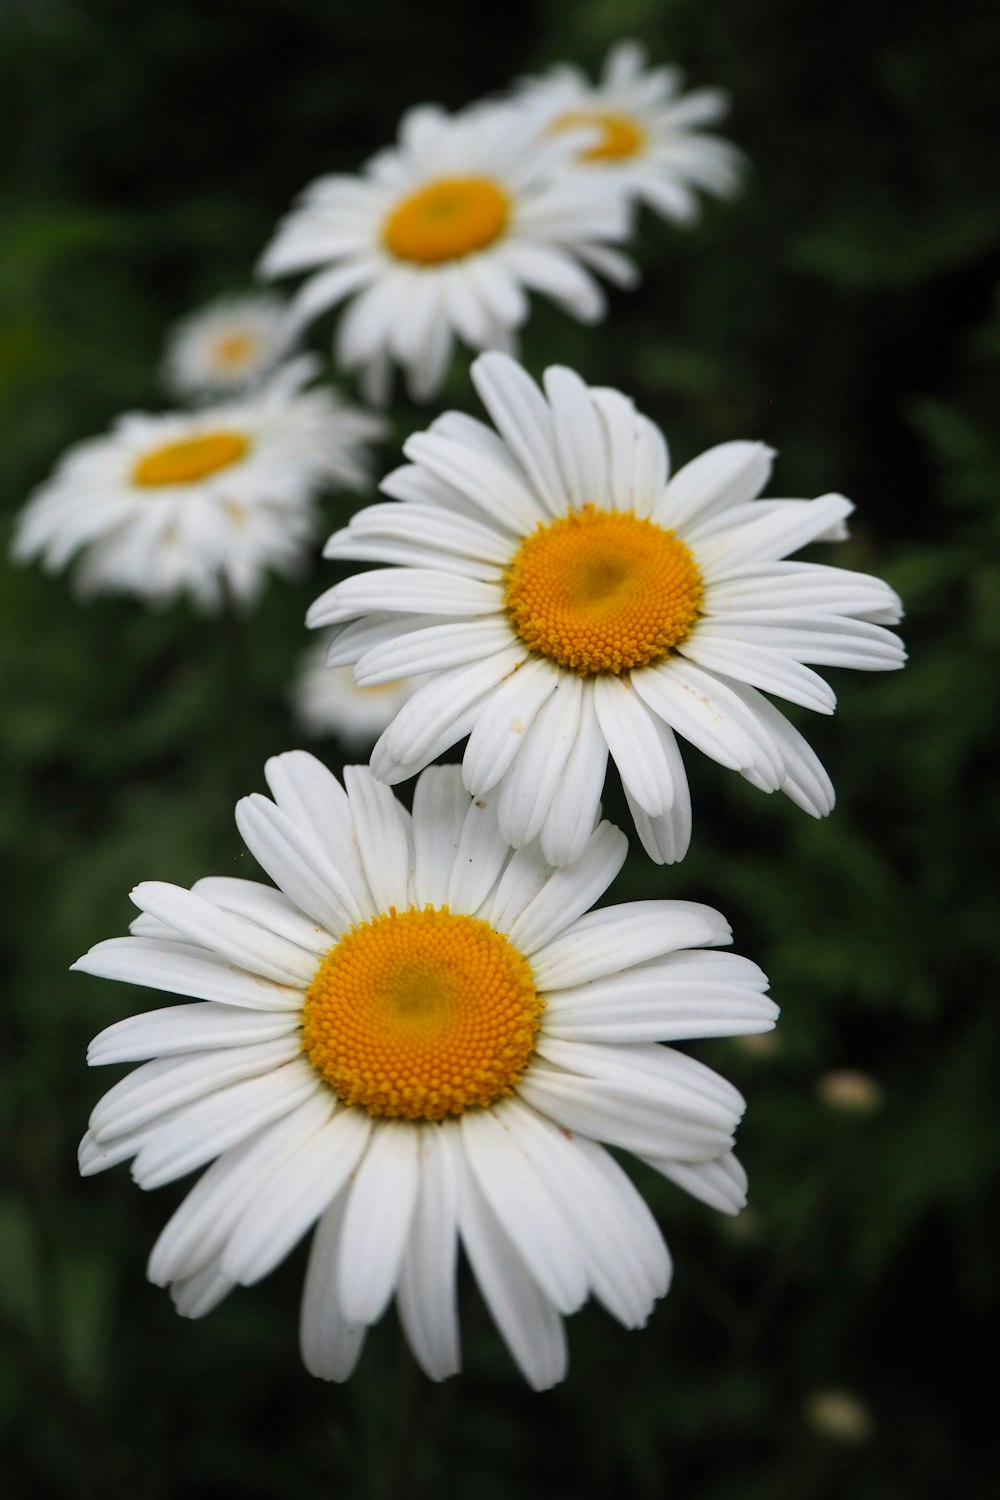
[301,906,543,1121]
[504,506,703,675]
[552,109,646,162]
[383,176,510,265]
[132,430,250,487]
[212,331,259,370]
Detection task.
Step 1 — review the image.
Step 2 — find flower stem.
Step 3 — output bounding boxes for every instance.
[384,1331,426,1500]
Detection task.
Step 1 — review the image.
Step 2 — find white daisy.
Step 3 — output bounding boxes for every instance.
[291,637,421,747]
[519,38,743,225]
[308,353,905,866]
[259,98,634,405]
[74,752,774,1391]
[12,368,385,612]
[162,293,301,401]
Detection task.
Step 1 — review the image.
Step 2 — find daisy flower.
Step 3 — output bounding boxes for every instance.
[162,292,300,401]
[519,38,743,225]
[12,369,385,612]
[259,99,634,404]
[291,637,421,748]
[308,353,905,866]
[74,753,774,1391]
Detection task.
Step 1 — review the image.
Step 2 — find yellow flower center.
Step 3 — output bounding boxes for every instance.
[504,506,703,675]
[132,431,250,488]
[211,331,259,371]
[552,109,646,162]
[301,906,543,1121]
[383,176,510,265]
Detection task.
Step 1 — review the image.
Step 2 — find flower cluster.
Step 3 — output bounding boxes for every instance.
[14,36,907,1392]
[260,39,742,401]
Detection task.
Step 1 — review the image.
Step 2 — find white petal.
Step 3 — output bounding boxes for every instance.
[342,766,411,913]
[403,431,545,535]
[462,657,561,796]
[532,900,731,990]
[507,820,627,956]
[695,493,854,574]
[594,673,680,815]
[539,682,608,866]
[678,635,837,714]
[72,936,304,1011]
[544,954,775,1042]
[147,1091,335,1284]
[223,1108,373,1285]
[471,352,568,517]
[446,787,512,914]
[494,672,583,848]
[456,1147,567,1390]
[236,794,364,932]
[170,1257,236,1319]
[262,751,377,916]
[641,1151,748,1215]
[87,1003,297,1065]
[300,1193,367,1381]
[518,1064,735,1162]
[127,883,317,986]
[631,661,768,772]
[90,1038,301,1141]
[542,365,609,509]
[191,877,331,955]
[411,766,470,908]
[396,1123,462,1381]
[497,1101,669,1327]
[337,1122,420,1323]
[657,441,774,532]
[309,568,502,628]
[132,1059,321,1189]
[459,1108,588,1314]
[355,617,515,686]
[374,647,524,775]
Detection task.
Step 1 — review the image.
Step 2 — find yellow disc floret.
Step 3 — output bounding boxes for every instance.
[383,176,510,265]
[132,431,250,487]
[211,331,259,371]
[301,906,543,1121]
[504,506,703,675]
[552,109,646,162]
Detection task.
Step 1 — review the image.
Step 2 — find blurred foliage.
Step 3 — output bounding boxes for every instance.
[1,0,998,1496]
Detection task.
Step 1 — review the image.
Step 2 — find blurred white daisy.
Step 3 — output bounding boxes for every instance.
[291,637,421,747]
[259,99,634,404]
[519,38,743,225]
[309,353,905,866]
[12,369,385,612]
[74,753,774,1390]
[163,293,301,401]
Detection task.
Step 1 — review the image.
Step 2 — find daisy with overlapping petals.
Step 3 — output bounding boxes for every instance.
[309,353,905,865]
[291,637,421,747]
[519,38,743,224]
[259,99,634,404]
[12,368,385,611]
[163,293,301,401]
[74,753,774,1390]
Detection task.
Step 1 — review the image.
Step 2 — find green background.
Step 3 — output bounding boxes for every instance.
[1,1,997,1495]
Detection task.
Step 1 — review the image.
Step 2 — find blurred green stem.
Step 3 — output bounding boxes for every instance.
[220,595,251,809]
[384,1332,425,1500]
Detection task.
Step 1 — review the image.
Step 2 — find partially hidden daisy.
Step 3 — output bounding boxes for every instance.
[291,636,422,748]
[308,353,905,866]
[74,753,774,1391]
[259,99,634,405]
[162,292,301,401]
[12,367,385,612]
[518,39,744,225]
